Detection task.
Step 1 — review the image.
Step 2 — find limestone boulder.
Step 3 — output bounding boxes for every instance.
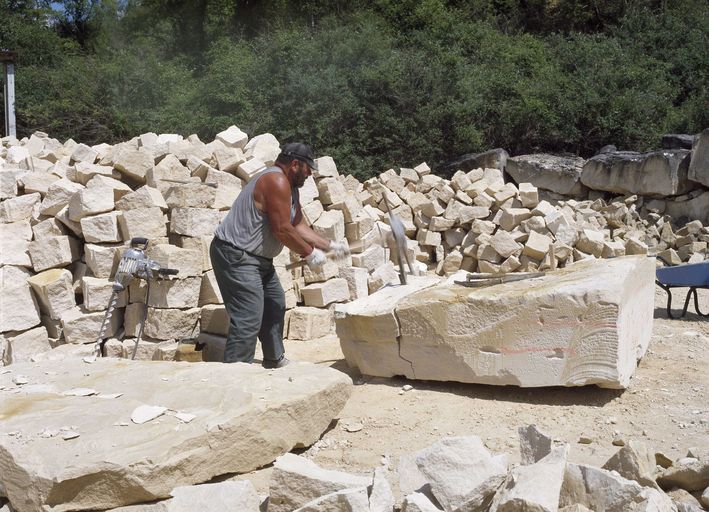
[687,127,708,187]
[602,440,660,490]
[439,148,509,177]
[0,358,352,511]
[337,257,654,388]
[506,154,586,196]
[581,150,695,197]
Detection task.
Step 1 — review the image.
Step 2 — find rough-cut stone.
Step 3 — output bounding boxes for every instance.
[170,208,223,237]
[27,268,76,320]
[287,307,333,340]
[338,257,654,388]
[28,235,80,272]
[119,207,167,239]
[518,424,553,465]
[401,492,441,512]
[0,220,32,266]
[338,267,369,301]
[3,326,51,365]
[294,487,370,512]
[0,192,41,222]
[142,307,200,340]
[657,459,709,492]
[199,270,223,305]
[164,183,217,208]
[113,147,154,183]
[0,358,352,511]
[116,186,167,211]
[268,453,370,512]
[507,154,586,196]
[0,266,40,332]
[80,276,126,312]
[688,127,708,187]
[85,243,123,278]
[216,125,248,149]
[301,278,350,307]
[491,445,568,512]
[560,463,677,511]
[582,150,695,197]
[602,440,660,490]
[148,244,203,277]
[313,209,345,241]
[415,436,508,512]
[60,306,123,344]
[146,277,202,309]
[80,211,123,243]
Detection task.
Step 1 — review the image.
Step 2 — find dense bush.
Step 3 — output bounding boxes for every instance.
[1,0,707,178]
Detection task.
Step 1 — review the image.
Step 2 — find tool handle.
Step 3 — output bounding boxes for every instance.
[157,268,179,276]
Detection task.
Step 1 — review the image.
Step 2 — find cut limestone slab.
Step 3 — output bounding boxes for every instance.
[0,359,351,511]
[0,265,41,332]
[336,256,654,388]
[335,276,441,378]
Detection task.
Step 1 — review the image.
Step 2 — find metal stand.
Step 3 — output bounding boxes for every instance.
[656,282,709,319]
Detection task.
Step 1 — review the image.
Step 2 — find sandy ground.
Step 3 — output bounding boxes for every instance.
[237,284,709,497]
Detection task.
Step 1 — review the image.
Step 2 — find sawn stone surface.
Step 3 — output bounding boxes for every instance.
[0,358,352,511]
[336,256,654,389]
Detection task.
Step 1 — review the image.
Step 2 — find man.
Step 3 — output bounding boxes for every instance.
[210,142,348,368]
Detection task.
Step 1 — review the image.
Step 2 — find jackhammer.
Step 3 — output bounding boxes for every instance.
[91,237,178,360]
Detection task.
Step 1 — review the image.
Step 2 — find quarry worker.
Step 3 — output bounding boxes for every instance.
[210,142,349,368]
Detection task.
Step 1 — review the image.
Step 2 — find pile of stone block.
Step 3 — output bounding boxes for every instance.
[1,126,708,365]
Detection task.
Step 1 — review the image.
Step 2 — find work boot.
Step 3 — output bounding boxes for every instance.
[262,355,291,369]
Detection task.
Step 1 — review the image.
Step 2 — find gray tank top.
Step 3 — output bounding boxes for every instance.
[215,167,299,259]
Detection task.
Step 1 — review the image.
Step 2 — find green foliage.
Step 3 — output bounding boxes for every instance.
[1,0,707,180]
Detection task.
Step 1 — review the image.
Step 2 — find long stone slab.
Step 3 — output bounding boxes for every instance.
[335,256,654,389]
[0,359,352,511]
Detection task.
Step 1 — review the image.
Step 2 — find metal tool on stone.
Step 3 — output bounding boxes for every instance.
[454,271,546,288]
[378,182,416,285]
[91,237,178,360]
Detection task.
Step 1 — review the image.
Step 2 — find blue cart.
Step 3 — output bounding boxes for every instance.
[655,259,709,319]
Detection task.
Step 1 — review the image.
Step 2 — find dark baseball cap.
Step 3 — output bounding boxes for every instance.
[279,142,318,171]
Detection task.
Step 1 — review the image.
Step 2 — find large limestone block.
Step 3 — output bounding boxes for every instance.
[243,133,280,165]
[84,243,123,278]
[40,179,84,216]
[300,278,350,307]
[164,183,217,208]
[335,276,441,377]
[0,266,41,332]
[216,125,248,149]
[339,257,654,388]
[116,186,167,211]
[81,276,127,312]
[144,307,201,340]
[268,453,371,512]
[146,277,202,309]
[27,268,76,320]
[507,154,586,196]
[581,150,695,197]
[0,358,352,511]
[0,220,32,266]
[149,244,203,277]
[80,211,123,243]
[688,127,709,187]
[113,147,154,183]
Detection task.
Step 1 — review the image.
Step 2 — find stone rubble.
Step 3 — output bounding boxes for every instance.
[2,127,707,367]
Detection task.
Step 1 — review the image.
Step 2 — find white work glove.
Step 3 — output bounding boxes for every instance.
[305,248,327,270]
[329,240,350,259]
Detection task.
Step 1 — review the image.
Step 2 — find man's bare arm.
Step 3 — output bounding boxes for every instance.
[259,173,313,256]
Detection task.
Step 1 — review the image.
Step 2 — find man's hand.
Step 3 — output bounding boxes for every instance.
[305,248,327,270]
[329,240,350,259]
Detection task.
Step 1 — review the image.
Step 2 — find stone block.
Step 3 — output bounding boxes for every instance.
[303,259,340,284]
[312,209,345,241]
[0,266,41,332]
[70,143,98,164]
[624,237,648,256]
[330,195,363,223]
[345,214,375,245]
[340,256,654,388]
[507,154,585,195]
[523,230,553,260]
[213,146,247,173]
[688,127,709,187]
[113,147,154,183]
[170,207,223,237]
[351,244,386,272]
[417,229,442,247]
[84,243,123,278]
[243,133,279,165]
[338,266,369,301]
[268,453,370,512]
[146,277,201,309]
[19,171,60,196]
[489,231,523,259]
[602,440,660,490]
[143,307,201,340]
[27,269,76,320]
[28,235,80,272]
[199,270,223,305]
[287,307,333,340]
[301,199,324,225]
[0,358,351,511]
[301,278,350,307]
[74,163,120,185]
[80,276,126,312]
[119,207,167,240]
[115,186,167,211]
[216,125,248,149]
[3,326,51,365]
[149,244,203,277]
[0,220,32,266]
[85,174,132,201]
[415,436,508,512]
[317,177,347,205]
[176,234,213,272]
[369,261,400,293]
[60,306,123,344]
[164,183,217,208]
[518,424,553,465]
[499,207,532,231]
[199,304,228,336]
[236,158,266,182]
[0,192,41,223]
[575,229,605,257]
[67,186,114,222]
[1,168,23,200]
[518,182,539,208]
[80,211,123,243]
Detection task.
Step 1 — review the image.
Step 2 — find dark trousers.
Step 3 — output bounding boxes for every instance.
[209,237,286,364]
